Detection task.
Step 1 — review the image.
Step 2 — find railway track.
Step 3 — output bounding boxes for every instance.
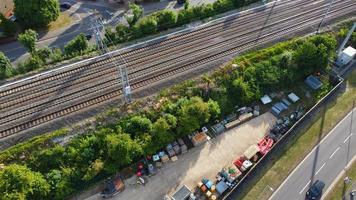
[0,0,355,139]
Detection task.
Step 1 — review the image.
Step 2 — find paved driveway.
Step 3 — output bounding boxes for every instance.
[83,112,276,200]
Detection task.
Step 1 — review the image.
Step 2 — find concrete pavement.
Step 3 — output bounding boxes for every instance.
[269,108,356,200]
[80,112,276,200]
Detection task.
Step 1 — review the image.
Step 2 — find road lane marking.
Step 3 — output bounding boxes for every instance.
[299,180,311,194]
[269,109,355,200]
[329,147,340,159]
[315,162,326,175]
[343,134,352,143]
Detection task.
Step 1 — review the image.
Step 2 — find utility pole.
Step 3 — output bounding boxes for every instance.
[337,23,356,56]
[317,0,335,34]
[92,17,132,103]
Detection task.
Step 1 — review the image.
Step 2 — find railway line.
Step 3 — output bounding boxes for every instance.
[0,0,355,141]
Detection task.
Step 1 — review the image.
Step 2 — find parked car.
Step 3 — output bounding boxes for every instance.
[60,2,71,11]
[177,0,186,5]
[306,180,325,200]
[85,34,92,40]
[100,177,125,198]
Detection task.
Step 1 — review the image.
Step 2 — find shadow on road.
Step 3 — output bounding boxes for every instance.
[308,103,328,189]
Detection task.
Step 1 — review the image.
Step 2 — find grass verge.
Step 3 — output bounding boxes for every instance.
[47,13,72,31]
[242,68,356,200]
[325,157,356,200]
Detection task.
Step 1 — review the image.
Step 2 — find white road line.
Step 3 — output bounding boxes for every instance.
[315,162,326,175]
[343,134,352,143]
[329,147,340,159]
[269,109,355,200]
[299,180,311,194]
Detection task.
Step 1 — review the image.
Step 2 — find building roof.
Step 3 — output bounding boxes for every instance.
[288,93,300,103]
[172,185,191,200]
[260,95,272,105]
[305,75,323,90]
[342,46,356,57]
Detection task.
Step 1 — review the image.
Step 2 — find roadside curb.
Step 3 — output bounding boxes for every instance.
[322,155,356,200]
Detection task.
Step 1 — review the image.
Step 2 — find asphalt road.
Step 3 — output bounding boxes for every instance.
[269,108,356,200]
[0,0,120,63]
[0,0,219,63]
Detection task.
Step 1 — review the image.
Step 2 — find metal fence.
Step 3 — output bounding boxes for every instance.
[223,76,345,200]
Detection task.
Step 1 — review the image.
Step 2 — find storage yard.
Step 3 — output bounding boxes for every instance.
[84,112,276,200]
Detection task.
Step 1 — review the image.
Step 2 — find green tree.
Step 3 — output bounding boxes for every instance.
[14,0,59,28]
[213,0,235,13]
[0,14,16,37]
[46,169,74,200]
[125,3,143,27]
[64,33,89,56]
[123,115,152,138]
[207,99,221,120]
[37,47,52,62]
[154,10,178,31]
[0,52,11,79]
[177,97,211,136]
[29,145,65,173]
[294,41,329,76]
[18,29,38,54]
[115,24,132,42]
[0,164,50,200]
[105,133,142,170]
[135,17,158,36]
[184,0,190,10]
[151,117,175,148]
[226,77,255,105]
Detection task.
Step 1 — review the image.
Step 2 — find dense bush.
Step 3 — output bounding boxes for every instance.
[18,29,38,55]
[64,34,89,56]
[0,14,16,37]
[0,52,12,79]
[106,0,260,45]
[14,0,59,28]
[0,164,50,199]
[0,95,219,199]
[135,17,158,36]
[154,10,178,31]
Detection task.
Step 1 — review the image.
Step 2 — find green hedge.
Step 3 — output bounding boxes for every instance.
[108,0,260,45]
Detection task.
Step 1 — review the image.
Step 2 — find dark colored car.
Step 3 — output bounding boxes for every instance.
[60,2,71,11]
[100,177,125,198]
[85,34,92,40]
[177,0,186,5]
[306,180,325,200]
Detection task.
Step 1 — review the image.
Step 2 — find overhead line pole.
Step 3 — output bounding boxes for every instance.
[92,16,132,104]
[317,0,335,34]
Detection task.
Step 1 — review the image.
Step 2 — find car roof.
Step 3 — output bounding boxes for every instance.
[313,180,325,190]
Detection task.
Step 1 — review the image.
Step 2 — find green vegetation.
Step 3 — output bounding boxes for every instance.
[107,0,259,45]
[1,0,261,80]
[0,14,16,37]
[242,70,356,200]
[0,52,12,79]
[0,164,50,200]
[0,33,338,199]
[125,3,144,27]
[18,29,38,55]
[14,0,60,28]
[325,158,356,200]
[64,33,89,56]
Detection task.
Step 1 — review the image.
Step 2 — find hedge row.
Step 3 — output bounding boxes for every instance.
[106,0,260,44]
